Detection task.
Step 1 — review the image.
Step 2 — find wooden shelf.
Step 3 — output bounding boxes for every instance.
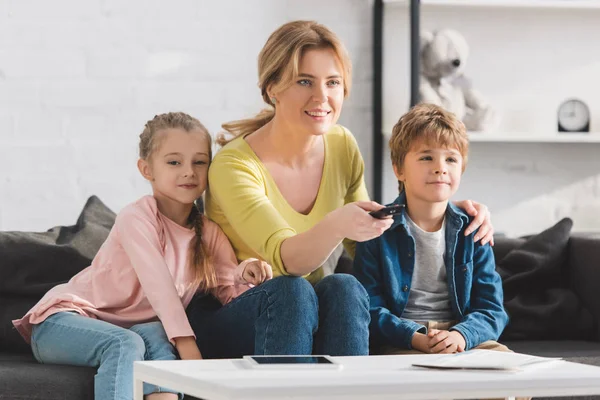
[383,132,600,143]
[468,133,600,143]
[384,0,600,9]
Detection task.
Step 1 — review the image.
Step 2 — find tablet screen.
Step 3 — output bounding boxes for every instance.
[250,356,334,365]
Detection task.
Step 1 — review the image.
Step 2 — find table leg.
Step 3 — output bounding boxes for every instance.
[134,377,144,400]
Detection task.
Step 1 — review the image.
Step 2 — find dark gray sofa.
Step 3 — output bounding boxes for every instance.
[1,198,600,400]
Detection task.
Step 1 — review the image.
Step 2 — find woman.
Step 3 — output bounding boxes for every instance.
[186,20,494,358]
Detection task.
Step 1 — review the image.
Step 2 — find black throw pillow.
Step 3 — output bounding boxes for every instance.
[497,218,596,341]
[0,196,115,352]
[0,196,115,297]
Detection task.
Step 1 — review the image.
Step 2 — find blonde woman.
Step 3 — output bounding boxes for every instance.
[186,21,494,357]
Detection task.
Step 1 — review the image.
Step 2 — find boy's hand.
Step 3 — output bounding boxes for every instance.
[410,332,432,353]
[427,329,466,354]
[242,259,273,286]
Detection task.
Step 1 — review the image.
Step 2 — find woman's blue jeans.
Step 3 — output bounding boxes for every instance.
[31,312,182,400]
[186,274,370,358]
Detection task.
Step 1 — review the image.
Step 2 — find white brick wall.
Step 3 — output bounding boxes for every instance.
[4,1,595,237]
[0,0,373,231]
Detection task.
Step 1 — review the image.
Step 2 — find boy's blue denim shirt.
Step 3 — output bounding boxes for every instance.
[353,192,508,351]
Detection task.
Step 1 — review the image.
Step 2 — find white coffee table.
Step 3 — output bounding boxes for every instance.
[134,354,600,400]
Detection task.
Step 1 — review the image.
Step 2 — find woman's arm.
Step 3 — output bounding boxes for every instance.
[207,152,392,277]
[341,126,372,258]
[281,201,390,276]
[207,153,301,276]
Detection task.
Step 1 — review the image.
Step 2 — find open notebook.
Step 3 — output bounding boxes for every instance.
[412,349,562,371]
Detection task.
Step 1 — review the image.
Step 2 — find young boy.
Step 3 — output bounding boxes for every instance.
[354,103,509,355]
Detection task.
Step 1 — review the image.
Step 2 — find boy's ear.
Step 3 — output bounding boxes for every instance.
[392,164,404,182]
[137,158,153,181]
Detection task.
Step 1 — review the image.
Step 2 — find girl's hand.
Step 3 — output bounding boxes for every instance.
[242,259,273,286]
[329,201,394,243]
[174,336,202,360]
[453,199,494,246]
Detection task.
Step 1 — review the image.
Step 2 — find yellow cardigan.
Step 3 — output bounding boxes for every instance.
[206,125,369,285]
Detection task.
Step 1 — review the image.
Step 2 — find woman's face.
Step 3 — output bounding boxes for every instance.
[273,47,345,137]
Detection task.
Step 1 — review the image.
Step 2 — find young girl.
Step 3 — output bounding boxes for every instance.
[12,112,272,400]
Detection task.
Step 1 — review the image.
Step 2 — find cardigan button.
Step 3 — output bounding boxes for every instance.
[402,285,409,292]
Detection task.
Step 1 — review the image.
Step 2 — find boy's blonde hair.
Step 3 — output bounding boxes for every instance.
[218,20,352,145]
[389,103,469,193]
[139,112,217,291]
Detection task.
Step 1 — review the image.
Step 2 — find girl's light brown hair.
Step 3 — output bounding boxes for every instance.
[389,103,469,193]
[218,20,352,146]
[139,112,217,290]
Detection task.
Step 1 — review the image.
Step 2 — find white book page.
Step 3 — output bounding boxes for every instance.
[412,350,562,371]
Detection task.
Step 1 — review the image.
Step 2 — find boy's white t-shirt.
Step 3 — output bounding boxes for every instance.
[402,214,454,322]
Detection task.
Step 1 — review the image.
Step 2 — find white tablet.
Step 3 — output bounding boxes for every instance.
[243,355,342,370]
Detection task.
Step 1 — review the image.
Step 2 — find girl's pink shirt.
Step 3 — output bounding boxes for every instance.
[12,195,251,344]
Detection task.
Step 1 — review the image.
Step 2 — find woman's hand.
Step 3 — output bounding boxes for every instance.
[328,201,394,243]
[242,259,273,286]
[174,336,202,360]
[453,200,494,245]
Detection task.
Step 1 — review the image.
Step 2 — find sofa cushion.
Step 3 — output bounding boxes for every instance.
[0,196,115,353]
[491,236,526,263]
[497,218,596,341]
[0,352,95,400]
[569,234,600,339]
[0,296,40,354]
[0,352,201,400]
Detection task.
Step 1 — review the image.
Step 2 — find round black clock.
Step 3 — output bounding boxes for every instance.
[558,98,590,132]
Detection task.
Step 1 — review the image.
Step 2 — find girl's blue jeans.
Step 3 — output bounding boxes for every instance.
[31,312,182,400]
[187,274,371,358]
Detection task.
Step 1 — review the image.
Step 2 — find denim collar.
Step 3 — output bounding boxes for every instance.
[389,191,469,232]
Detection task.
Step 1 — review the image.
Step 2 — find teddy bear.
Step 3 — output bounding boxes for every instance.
[419,29,499,132]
